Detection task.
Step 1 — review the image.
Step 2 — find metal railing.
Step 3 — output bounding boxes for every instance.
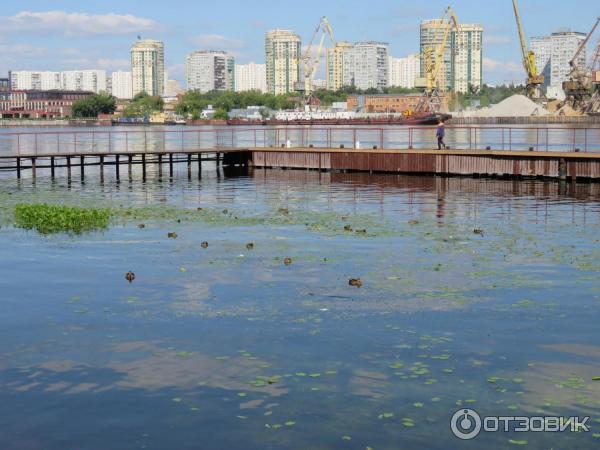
[0,126,599,157]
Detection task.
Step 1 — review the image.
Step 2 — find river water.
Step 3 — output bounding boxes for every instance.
[0,126,600,449]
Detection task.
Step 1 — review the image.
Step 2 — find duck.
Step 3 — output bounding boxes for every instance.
[168,232,178,239]
[201,241,209,249]
[246,243,254,250]
[349,278,363,288]
[283,257,292,266]
[473,228,485,237]
[125,271,136,283]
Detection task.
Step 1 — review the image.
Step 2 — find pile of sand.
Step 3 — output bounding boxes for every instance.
[477,95,549,117]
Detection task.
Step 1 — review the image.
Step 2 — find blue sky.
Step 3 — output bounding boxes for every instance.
[1,0,598,85]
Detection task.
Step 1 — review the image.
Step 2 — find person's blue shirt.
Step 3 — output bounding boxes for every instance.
[436,125,445,138]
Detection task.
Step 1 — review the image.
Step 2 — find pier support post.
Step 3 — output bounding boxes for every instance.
[50,157,55,178]
[115,155,120,181]
[31,158,36,179]
[66,156,72,178]
[559,158,567,181]
[187,154,192,180]
[16,157,21,179]
[169,153,174,178]
[197,153,202,178]
[99,156,104,183]
[158,154,163,179]
[128,155,133,180]
[80,156,85,181]
[142,154,146,181]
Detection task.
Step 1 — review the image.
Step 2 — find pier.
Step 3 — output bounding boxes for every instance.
[0,126,599,180]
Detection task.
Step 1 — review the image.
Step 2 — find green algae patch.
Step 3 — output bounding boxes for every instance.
[14,203,111,235]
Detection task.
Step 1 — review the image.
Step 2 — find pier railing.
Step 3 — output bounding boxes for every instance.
[0,126,599,158]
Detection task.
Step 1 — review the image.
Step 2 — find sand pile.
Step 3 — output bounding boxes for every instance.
[477,95,548,117]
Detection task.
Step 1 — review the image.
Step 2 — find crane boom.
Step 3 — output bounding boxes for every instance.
[512,0,544,98]
[302,17,335,98]
[569,17,600,70]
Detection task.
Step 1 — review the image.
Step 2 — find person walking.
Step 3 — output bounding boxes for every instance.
[436,121,446,150]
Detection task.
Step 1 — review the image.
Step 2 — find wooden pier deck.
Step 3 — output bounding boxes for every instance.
[0,127,599,180]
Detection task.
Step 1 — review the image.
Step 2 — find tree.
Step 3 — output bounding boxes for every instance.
[213,109,229,120]
[123,92,164,117]
[71,92,116,118]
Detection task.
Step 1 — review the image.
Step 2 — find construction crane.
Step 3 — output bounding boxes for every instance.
[588,40,600,115]
[415,6,461,113]
[563,17,600,111]
[300,16,335,105]
[512,0,544,99]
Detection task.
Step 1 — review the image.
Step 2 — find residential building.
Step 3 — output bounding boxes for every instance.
[265,29,302,95]
[0,90,93,118]
[0,78,9,100]
[326,41,352,91]
[420,20,483,93]
[111,71,133,100]
[165,79,184,97]
[9,70,107,93]
[186,51,235,93]
[347,93,448,113]
[131,39,165,97]
[342,42,389,90]
[235,63,267,93]
[531,30,587,95]
[388,54,420,88]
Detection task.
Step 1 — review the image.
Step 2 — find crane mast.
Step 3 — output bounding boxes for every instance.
[301,17,335,102]
[512,0,544,99]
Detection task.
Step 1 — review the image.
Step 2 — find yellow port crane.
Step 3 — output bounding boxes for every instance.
[301,16,335,103]
[415,6,461,113]
[512,0,544,99]
[563,17,600,111]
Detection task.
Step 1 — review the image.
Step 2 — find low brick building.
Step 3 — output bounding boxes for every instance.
[0,90,93,118]
[347,94,423,113]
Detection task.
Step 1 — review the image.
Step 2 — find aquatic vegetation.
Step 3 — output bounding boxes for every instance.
[14,203,110,234]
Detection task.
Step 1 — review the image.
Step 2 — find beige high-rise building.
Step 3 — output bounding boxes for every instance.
[420,20,483,93]
[388,54,421,88]
[265,29,301,95]
[235,63,267,93]
[326,42,352,91]
[131,39,165,97]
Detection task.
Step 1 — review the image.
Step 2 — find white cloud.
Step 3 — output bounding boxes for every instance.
[189,34,245,50]
[0,11,159,36]
[97,58,130,71]
[483,57,522,73]
[0,42,46,56]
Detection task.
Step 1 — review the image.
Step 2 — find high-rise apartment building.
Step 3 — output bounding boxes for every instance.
[131,39,165,97]
[531,30,587,94]
[420,20,483,93]
[265,29,301,95]
[342,42,389,90]
[111,71,133,99]
[235,63,267,93]
[388,54,420,88]
[9,70,107,93]
[326,42,352,91]
[186,51,235,93]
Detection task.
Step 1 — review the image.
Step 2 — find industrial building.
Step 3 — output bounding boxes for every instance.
[347,93,425,113]
[234,63,267,93]
[420,19,483,93]
[265,29,302,95]
[186,50,235,93]
[0,90,93,118]
[131,39,165,97]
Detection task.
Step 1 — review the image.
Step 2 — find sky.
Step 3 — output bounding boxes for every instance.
[0,0,598,86]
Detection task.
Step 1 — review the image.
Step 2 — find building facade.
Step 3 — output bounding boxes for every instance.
[235,63,267,93]
[531,30,587,95]
[186,51,235,93]
[111,71,133,99]
[342,42,389,90]
[388,54,420,88]
[0,90,93,118]
[131,39,165,97]
[420,20,483,93]
[347,94,423,113]
[9,70,107,93]
[326,42,352,91]
[265,29,302,95]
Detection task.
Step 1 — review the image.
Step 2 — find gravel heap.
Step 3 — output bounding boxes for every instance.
[476,95,549,117]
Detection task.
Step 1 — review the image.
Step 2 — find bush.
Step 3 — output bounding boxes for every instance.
[72,92,116,118]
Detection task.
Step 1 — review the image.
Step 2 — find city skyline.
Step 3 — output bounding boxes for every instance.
[0,0,598,87]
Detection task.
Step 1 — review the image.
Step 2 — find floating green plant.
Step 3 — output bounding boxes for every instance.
[14,203,110,234]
